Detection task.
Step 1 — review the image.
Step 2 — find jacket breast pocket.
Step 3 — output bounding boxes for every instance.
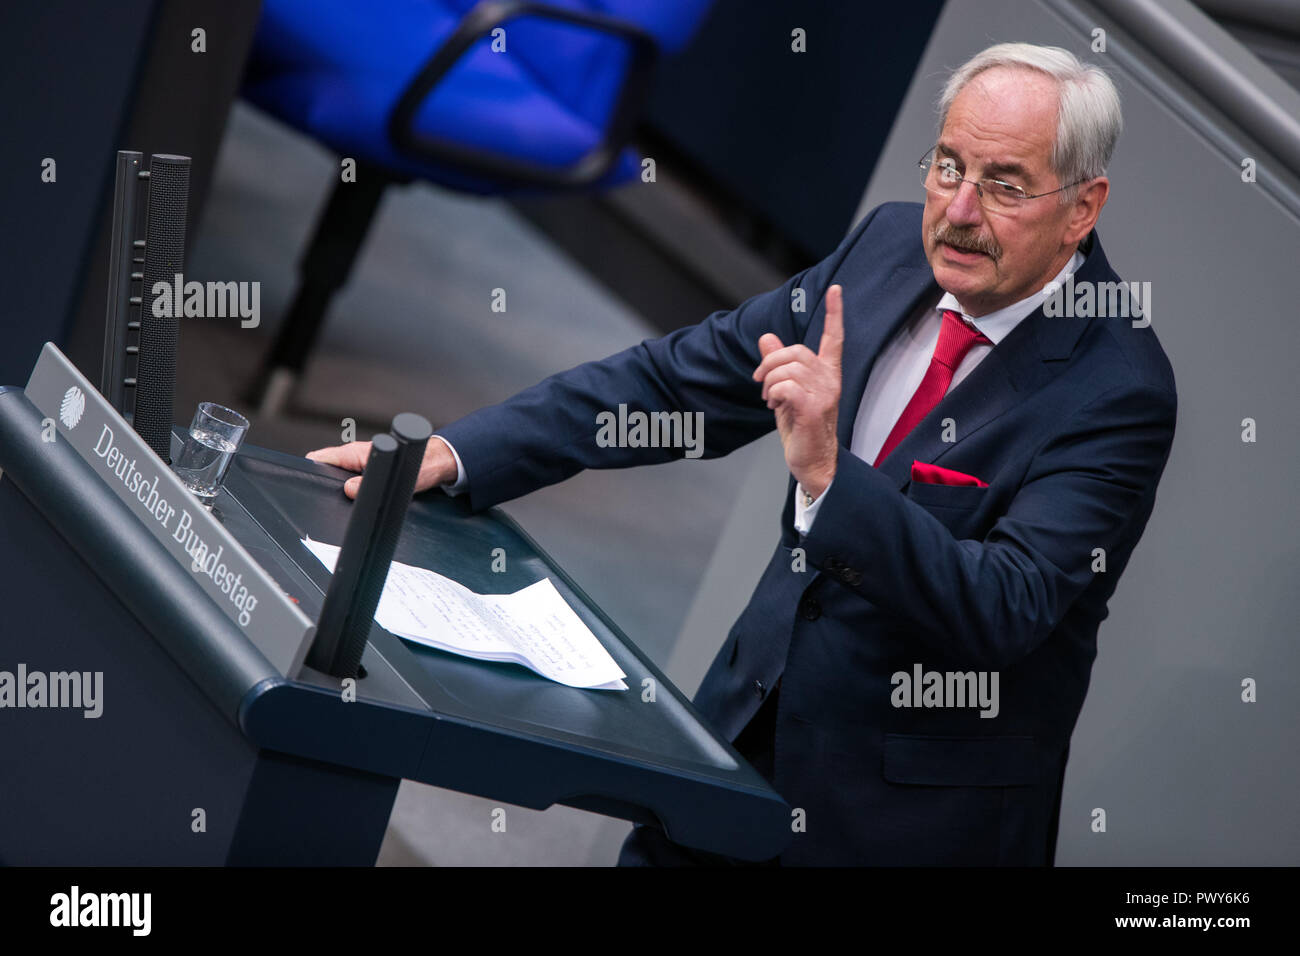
[905,481,990,536]
[882,733,1043,787]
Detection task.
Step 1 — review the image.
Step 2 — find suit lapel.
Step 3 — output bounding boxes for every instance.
[787,228,1114,540]
[873,309,1058,488]
[858,232,1111,490]
[830,264,937,449]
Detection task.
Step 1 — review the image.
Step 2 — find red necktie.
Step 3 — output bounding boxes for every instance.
[872,309,990,467]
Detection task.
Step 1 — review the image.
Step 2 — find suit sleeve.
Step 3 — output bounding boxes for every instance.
[435,206,886,512]
[798,382,1177,669]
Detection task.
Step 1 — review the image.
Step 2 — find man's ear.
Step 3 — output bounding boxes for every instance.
[1064,177,1109,245]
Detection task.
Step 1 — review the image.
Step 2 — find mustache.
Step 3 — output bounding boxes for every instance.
[932,223,1001,260]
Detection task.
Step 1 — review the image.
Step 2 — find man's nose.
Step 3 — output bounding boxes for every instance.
[945,179,984,227]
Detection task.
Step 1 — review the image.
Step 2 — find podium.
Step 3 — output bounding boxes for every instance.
[0,344,791,865]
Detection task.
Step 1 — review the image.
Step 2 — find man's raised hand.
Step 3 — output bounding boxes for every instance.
[751,283,845,498]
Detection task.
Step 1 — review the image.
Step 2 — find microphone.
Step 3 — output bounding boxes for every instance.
[134,154,191,464]
[306,413,433,679]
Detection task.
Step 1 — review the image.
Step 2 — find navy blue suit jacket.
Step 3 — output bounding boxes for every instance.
[436,201,1178,865]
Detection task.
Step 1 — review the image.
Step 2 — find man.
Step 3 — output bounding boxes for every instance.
[308,42,1176,865]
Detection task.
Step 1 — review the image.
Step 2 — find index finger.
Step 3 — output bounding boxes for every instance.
[819,284,844,369]
[305,440,372,473]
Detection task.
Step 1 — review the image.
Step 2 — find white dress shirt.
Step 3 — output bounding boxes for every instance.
[793,249,1085,534]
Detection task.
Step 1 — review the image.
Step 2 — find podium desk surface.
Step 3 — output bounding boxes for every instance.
[211,438,791,860]
[0,349,787,860]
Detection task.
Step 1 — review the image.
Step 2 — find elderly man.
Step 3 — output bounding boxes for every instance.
[309,42,1176,866]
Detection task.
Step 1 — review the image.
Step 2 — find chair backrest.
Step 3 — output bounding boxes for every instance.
[438,0,714,127]
[439,0,710,52]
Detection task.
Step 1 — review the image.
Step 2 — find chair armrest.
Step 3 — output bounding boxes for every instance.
[387,0,658,188]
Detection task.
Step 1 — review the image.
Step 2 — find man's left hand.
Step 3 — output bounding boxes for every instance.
[753,283,844,499]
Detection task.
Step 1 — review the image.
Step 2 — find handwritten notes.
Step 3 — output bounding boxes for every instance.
[302,538,627,690]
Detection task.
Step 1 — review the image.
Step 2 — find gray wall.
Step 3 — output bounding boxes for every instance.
[673,0,1300,864]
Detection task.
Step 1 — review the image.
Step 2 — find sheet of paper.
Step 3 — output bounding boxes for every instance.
[302,537,627,690]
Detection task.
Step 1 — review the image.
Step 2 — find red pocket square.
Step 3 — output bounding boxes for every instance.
[911,461,988,487]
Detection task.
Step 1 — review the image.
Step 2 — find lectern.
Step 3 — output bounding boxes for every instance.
[0,344,791,865]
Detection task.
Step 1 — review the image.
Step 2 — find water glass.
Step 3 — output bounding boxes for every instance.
[172,402,249,505]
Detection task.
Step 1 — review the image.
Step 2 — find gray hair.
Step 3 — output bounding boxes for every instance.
[938,43,1122,202]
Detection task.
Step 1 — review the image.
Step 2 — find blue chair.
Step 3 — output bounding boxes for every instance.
[239,0,713,410]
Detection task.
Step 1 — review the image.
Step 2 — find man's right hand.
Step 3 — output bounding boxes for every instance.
[305,436,458,500]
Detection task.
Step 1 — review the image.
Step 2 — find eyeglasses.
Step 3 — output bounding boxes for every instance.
[918,148,1087,214]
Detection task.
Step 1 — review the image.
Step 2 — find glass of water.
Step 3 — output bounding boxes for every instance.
[172,402,249,505]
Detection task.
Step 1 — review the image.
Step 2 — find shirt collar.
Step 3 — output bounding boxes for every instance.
[937,248,1086,345]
